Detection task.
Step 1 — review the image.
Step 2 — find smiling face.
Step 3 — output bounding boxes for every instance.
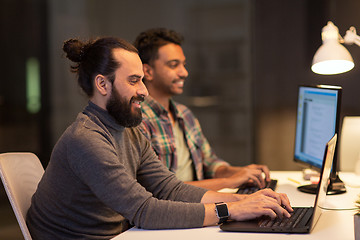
[106,48,148,127]
[144,43,188,99]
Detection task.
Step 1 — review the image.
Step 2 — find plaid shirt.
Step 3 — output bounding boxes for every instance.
[138,96,229,180]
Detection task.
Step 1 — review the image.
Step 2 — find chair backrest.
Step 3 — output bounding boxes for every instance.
[339,116,360,172]
[0,152,44,240]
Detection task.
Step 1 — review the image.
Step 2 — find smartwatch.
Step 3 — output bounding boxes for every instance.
[215,202,229,224]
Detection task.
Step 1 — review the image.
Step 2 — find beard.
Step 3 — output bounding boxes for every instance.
[106,87,144,128]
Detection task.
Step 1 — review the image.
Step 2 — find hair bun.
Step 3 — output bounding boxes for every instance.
[63,39,87,62]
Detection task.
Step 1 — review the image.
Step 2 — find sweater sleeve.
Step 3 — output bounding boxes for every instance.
[68,124,207,230]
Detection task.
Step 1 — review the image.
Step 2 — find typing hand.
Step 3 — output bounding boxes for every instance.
[226,164,270,189]
[228,189,293,221]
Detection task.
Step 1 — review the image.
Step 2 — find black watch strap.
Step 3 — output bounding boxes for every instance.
[215,202,229,224]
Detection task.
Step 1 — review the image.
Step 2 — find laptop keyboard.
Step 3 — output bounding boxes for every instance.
[236,179,278,194]
[259,207,312,229]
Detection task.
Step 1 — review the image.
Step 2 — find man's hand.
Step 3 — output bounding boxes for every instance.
[215,164,270,189]
[227,189,293,221]
[202,189,293,226]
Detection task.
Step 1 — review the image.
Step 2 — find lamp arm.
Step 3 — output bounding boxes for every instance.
[344,26,360,47]
[354,38,360,47]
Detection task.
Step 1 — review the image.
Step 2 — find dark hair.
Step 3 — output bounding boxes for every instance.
[63,37,138,97]
[133,28,184,65]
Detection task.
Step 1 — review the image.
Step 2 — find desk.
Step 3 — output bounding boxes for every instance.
[113,171,360,240]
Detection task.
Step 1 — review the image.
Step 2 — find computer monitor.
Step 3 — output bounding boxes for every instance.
[294,85,346,195]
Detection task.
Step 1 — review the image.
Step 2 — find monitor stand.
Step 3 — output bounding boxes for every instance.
[297,174,346,195]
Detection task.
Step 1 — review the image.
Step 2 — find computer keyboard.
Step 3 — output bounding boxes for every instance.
[236,179,278,194]
[259,207,312,229]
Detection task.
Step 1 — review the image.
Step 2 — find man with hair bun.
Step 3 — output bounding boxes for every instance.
[26,36,292,240]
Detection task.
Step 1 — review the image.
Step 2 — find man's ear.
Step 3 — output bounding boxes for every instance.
[94,74,110,96]
[143,64,153,81]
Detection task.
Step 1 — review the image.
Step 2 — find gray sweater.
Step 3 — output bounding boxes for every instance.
[26,101,207,240]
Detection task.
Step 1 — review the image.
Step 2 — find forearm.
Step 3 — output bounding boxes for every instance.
[215,165,271,182]
[200,190,245,204]
[201,191,236,227]
[203,203,218,226]
[133,199,205,229]
[184,178,237,191]
[215,165,241,178]
[201,192,245,226]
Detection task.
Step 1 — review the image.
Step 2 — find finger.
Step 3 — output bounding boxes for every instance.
[259,188,281,203]
[261,208,277,219]
[251,190,279,204]
[248,174,262,188]
[252,169,266,187]
[258,199,287,219]
[261,165,271,181]
[257,172,266,188]
[280,193,293,212]
[250,164,271,182]
[254,165,270,181]
[265,201,290,219]
[264,192,293,216]
[282,207,291,218]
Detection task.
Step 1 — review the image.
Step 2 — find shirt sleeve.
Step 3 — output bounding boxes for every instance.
[193,117,230,178]
[68,125,207,230]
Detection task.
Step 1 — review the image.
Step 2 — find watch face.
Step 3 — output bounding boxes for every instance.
[215,203,229,224]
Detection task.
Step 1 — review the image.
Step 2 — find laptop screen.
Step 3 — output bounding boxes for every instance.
[310,133,337,231]
[294,85,341,169]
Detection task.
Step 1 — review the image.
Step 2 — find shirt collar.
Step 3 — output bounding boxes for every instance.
[143,95,181,120]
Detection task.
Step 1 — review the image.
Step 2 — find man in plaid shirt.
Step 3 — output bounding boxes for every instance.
[134,28,271,191]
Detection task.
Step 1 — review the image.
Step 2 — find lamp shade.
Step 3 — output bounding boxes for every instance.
[311,21,355,75]
[311,41,354,74]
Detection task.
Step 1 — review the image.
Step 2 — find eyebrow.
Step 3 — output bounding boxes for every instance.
[166,59,186,64]
[128,74,143,80]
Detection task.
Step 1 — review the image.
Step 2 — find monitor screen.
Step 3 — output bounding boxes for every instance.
[294,85,342,169]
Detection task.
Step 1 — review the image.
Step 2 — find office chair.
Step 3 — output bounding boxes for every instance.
[0,152,44,240]
[339,116,360,173]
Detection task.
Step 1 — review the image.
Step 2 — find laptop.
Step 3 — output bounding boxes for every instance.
[220,133,337,234]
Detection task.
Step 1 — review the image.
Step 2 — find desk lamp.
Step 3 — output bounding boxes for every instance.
[312,21,360,75]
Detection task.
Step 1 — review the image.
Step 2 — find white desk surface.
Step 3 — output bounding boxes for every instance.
[113,171,360,240]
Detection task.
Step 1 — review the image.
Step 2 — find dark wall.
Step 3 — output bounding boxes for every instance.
[253,0,360,170]
[0,0,51,166]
